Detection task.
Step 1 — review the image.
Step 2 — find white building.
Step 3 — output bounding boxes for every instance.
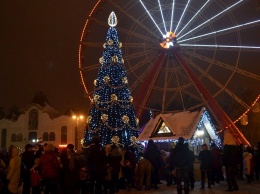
[0,93,86,151]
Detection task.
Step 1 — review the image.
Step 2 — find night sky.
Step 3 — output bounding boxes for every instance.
[1,0,260,118]
[0,1,96,115]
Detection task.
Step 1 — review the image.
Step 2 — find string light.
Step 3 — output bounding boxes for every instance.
[233,94,260,124]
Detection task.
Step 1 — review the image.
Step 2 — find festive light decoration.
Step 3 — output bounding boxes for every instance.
[177,0,244,40]
[99,57,103,64]
[111,135,120,144]
[190,109,221,147]
[103,76,110,83]
[111,94,118,101]
[176,0,211,36]
[108,11,118,27]
[87,116,92,123]
[174,0,191,34]
[129,96,133,102]
[252,102,260,113]
[122,77,128,84]
[107,38,114,45]
[101,114,108,123]
[234,94,260,124]
[93,94,99,102]
[94,79,97,86]
[111,55,118,63]
[136,118,139,125]
[83,12,139,147]
[122,115,129,124]
[240,115,248,126]
[130,136,137,145]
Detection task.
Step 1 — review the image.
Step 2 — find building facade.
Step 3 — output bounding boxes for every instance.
[0,103,86,151]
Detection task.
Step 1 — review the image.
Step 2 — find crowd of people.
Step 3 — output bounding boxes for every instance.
[0,136,259,194]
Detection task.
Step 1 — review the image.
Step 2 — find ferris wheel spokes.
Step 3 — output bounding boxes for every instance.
[180,44,260,51]
[176,0,212,37]
[174,0,191,34]
[157,0,167,34]
[177,0,244,41]
[170,0,175,32]
[138,0,164,36]
[178,19,260,44]
[182,50,260,81]
[180,54,251,110]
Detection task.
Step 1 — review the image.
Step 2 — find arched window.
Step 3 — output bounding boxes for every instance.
[28,132,37,141]
[49,132,55,141]
[43,132,49,141]
[28,109,39,130]
[11,134,17,142]
[1,129,7,148]
[17,133,23,142]
[61,126,67,144]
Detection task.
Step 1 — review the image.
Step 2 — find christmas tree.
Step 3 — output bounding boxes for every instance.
[83,12,139,147]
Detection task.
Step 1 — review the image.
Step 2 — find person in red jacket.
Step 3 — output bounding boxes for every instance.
[39,144,60,194]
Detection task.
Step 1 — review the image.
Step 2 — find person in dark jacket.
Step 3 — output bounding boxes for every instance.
[110,142,123,193]
[168,137,193,194]
[210,143,221,184]
[222,145,239,192]
[21,143,35,194]
[198,144,213,189]
[87,135,106,194]
[39,144,60,194]
[143,139,161,189]
[184,143,195,189]
[60,144,80,194]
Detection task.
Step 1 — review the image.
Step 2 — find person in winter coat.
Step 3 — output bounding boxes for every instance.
[135,155,151,191]
[60,144,80,194]
[21,143,35,194]
[87,136,106,194]
[222,145,239,192]
[6,146,21,194]
[30,158,41,194]
[210,143,221,185]
[39,144,60,194]
[143,139,161,189]
[168,137,193,194]
[198,144,213,189]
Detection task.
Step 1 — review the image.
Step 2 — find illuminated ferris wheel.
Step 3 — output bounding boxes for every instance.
[78,0,260,141]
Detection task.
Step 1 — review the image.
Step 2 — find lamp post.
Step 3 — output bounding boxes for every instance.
[72,115,84,150]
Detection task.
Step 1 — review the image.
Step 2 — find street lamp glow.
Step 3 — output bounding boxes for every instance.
[72,115,84,120]
[72,114,85,150]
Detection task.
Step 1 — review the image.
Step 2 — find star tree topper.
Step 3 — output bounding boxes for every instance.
[108,11,118,27]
